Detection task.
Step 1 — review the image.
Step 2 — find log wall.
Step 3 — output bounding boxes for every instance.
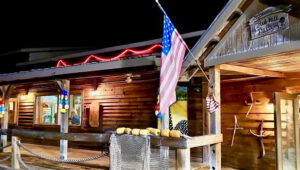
[187,78,203,158]
[220,77,300,170]
[17,95,35,128]
[83,80,159,132]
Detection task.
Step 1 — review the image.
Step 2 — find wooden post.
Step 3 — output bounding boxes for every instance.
[161,108,169,130]
[202,81,211,164]
[56,80,70,160]
[160,108,169,170]
[176,148,190,170]
[209,66,221,170]
[1,85,13,152]
[11,136,20,169]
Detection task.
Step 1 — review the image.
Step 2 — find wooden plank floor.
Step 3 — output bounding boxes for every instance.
[0,143,236,169]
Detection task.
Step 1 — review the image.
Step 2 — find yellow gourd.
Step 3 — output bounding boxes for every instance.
[116,127,125,135]
[170,130,181,138]
[150,128,160,136]
[139,129,149,136]
[161,129,170,137]
[132,129,140,135]
[146,127,153,132]
[125,128,132,134]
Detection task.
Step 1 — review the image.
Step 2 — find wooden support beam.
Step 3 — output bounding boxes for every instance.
[24,85,30,95]
[219,64,285,77]
[92,79,98,91]
[187,134,223,149]
[209,66,222,170]
[56,80,70,160]
[160,108,169,170]
[176,149,190,170]
[11,136,20,169]
[202,82,211,165]
[0,85,13,152]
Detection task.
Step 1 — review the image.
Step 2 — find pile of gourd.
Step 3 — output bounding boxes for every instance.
[116,127,181,138]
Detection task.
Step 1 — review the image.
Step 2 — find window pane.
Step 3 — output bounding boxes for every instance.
[69,95,81,125]
[39,95,58,124]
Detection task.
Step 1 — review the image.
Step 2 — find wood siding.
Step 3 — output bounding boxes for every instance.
[83,80,159,131]
[220,77,300,170]
[188,78,203,158]
[18,96,34,128]
[205,0,300,67]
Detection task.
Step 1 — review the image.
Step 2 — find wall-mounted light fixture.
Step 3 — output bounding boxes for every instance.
[90,90,100,96]
[126,74,132,83]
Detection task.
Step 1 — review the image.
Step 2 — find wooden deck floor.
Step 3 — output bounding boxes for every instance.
[0,143,236,169]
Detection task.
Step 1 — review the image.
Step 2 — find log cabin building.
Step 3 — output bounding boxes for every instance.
[0,31,206,160]
[1,0,300,169]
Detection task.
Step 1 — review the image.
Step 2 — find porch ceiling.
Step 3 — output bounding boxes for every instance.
[229,49,300,73]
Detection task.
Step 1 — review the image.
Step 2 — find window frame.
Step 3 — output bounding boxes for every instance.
[68,93,83,126]
[34,93,60,125]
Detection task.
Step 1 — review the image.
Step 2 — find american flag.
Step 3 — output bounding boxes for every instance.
[159,15,187,115]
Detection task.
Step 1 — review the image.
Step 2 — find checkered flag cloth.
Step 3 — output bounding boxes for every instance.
[206,95,219,113]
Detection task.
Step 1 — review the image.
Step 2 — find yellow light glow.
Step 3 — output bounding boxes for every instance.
[20,93,34,100]
[267,103,274,111]
[90,90,100,96]
[20,95,26,100]
[126,76,132,83]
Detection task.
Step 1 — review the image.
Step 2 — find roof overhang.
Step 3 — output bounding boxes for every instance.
[180,0,245,81]
[205,41,300,67]
[0,56,160,85]
[16,30,205,67]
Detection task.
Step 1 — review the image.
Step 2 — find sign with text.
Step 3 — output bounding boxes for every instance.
[249,6,291,40]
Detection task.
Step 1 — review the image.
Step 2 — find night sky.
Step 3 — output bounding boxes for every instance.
[0,0,229,72]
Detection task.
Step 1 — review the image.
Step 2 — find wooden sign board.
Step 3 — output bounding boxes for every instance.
[249,6,290,40]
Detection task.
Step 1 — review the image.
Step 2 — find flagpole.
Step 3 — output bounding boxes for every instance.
[155,0,214,89]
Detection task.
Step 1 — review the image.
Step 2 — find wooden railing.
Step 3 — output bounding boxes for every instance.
[0,129,223,169]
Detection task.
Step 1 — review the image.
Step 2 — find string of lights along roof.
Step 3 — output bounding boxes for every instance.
[56,44,162,67]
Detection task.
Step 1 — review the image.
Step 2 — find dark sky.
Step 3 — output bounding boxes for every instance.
[0,0,229,72]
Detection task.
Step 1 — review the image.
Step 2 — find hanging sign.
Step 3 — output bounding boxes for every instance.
[249,5,291,40]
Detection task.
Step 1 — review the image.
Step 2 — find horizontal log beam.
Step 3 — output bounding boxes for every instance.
[0,129,222,149]
[220,64,285,78]
[187,134,223,148]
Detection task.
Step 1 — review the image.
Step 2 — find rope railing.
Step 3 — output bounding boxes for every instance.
[17,141,109,163]
[0,154,11,169]
[0,156,10,163]
[0,163,12,170]
[0,129,221,169]
[17,154,38,170]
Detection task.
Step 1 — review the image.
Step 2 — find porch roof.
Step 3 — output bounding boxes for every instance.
[180,0,300,81]
[180,0,247,80]
[0,56,160,85]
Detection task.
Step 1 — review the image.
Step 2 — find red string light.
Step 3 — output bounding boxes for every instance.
[56,59,70,67]
[56,44,162,68]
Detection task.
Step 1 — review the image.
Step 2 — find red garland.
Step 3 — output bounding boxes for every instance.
[56,44,162,68]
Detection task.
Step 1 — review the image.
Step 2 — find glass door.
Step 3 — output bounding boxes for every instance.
[275,92,300,170]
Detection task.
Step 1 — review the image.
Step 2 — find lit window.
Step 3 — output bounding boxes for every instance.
[36,95,59,124]
[69,95,82,126]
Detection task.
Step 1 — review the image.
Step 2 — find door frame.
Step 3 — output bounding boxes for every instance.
[275,92,300,170]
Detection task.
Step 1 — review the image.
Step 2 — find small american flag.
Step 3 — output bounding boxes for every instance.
[159,15,187,115]
[206,95,219,113]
